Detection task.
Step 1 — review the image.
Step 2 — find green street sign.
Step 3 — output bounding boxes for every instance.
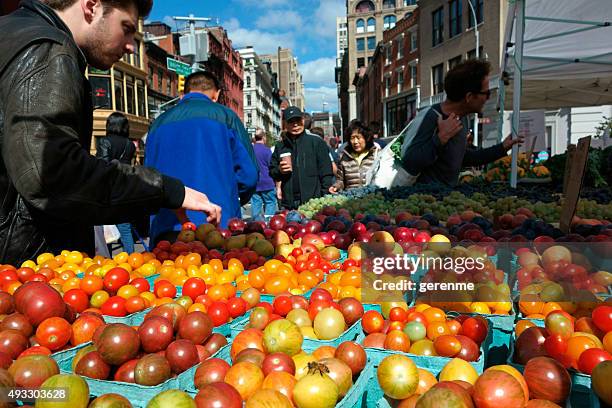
[167,57,192,76]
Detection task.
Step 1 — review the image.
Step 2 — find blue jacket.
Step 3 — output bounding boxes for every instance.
[145,93,258,238]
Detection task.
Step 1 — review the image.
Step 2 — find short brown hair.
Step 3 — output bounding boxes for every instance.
[185,71,220,93]
[42,0,153,18]
[444,59,491,102]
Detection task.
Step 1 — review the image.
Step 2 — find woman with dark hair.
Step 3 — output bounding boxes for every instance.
[96,112,136,253]
[329,121,379,192]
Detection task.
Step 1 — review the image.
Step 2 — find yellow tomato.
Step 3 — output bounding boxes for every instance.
[217,271,235,285]
[65,251,84,265]
[21,260,37,269]
[117,285,140,299]
[36,253,55,266]
[470,302,491,314]
[90,290,110,308]
[139,291,156,305]
[113,252,129,264]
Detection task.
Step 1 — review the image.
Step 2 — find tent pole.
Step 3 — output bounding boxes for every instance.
[511,0,525,189]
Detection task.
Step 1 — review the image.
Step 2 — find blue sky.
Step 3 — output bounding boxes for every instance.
[148,0,345,113]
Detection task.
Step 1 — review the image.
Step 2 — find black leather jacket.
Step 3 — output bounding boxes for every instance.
[96,134,136,165]
[0,0,185,264]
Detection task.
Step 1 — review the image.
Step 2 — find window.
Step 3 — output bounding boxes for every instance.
[449,55,462,69]
[410,64,417,88]
[357,57,365,68]
[410,32,418,51]
[467,46,484,60]
[385,46,392,65]
[126,75,135,115]
[404,0,417,5]
[397,38,404,59]
[398,70,404,93]
[89,76,111,109]
[432,7,444,46]
[355,0,375,13]
[356,19,365,34]
[468,0,484,27]
[137,79,146,117]
[147,64,154,87]
[385,76,391,97]
[246,113,252,125]
[356,38,365,51]
[166,75,171,95]
[383,0,395,9]
[246,75,251,88]
[157,68,163,91]
[367,36,376,50]
[367,18,376,32]
[134,40,141,68]
[432,64,444,94]
[383,15,397,30]
[114,70,124,112]
[449,0,462,38]
[246,94,252,106]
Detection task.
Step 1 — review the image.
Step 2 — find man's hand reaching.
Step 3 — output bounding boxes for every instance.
[181,187,222,225]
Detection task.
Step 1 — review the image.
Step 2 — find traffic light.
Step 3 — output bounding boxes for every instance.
[178,75,185,94]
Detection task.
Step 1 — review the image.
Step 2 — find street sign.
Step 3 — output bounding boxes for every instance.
[167,57,191,76]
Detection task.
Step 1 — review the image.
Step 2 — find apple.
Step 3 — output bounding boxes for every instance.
[269,215,287,231]
[356,232,372,243]
[371,230,394,243]
[305,220,323,234]
[245,221,265,234]
[326,220,346,233]
[263,228,275,239]
[446,214,462,227]
[393,227,414,242]
[366,221,381,231]
[334,233,352,249]
[320,232,334,245]
[327,230,339,241]
[394,212,413,225]
[227,218,246,233]
[320,246,341,261]
[413,231,431,243]
[354,213,365,222]
[349,222,367,238]
[300,241,320,254]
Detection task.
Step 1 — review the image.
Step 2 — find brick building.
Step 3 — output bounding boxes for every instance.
[355,10,420,137]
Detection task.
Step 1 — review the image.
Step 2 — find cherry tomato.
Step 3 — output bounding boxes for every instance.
[577,348,612,375]
[195,294,213,308]
[208,301,230,327]
[227,297,247,319]
[460,316,488,345]
[130,277,150,293]
[592,305,612,333]
[256,302,274,315]
[182,277,207,301]
[310,288,333,304]
[389,307,408,322]
[273,295,292,317]
[15,267,35,283]
[63,289,89,313]
[103,267,130,293]
[182,222,197,231]
[362,310,385,334]
[100,296,127,317]
[155,281,177,299]
[308,299,332,321]
[0,270,19,286]
[36,317,72,351]
[406,311,428,326]
[27,274,48,283]
[291,248,303,257]
[18,346,52,358]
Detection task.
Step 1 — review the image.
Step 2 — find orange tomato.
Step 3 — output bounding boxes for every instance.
[58,270,76,281]
[155,281,177,299]
[209,259,224,274]
[61,277,81,293]
[223,283,237,298]
[542,302,563,317]
[422,307,446,323]
[236,280,250,291]
[318,282,339,299]
[264,259,283,275]
[125,296,147,313]
[154,297,174,306]
[247,270,265,289]
[519,300,544,316]
[298,271,318,288]
[339,271,361,287]
[183,253,202,268]
[4,281,21,295]
[139,291,156,305]
[426,321,451,341]
[117,284,140,299]
[264,276,290,295]
[207,285,228,301]
[188,303,207,313]
[128,253,145,269]
[515,320,536,337]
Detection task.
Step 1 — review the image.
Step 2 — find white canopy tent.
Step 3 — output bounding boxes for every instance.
[501,0,612,186]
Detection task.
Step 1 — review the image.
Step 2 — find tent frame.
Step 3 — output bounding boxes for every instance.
[502,0,612,188]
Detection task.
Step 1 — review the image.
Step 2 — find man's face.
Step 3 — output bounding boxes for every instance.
[83,2,138,69]
[466,76,491,114]
[287,117,305,136]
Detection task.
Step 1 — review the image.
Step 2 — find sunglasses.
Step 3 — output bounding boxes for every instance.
[473,89,491,99]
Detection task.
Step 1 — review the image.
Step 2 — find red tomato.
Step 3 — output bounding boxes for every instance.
[100,296,127,317]
[308,299,332,321]
[388,321,405,332]
[406,311,428,326]
[362,310,385,334]
[63,289,89,313]
[15,267,35,283]
[309,288,333,304]
[35,317,72,351]
[130,278,150,293]
[291,248,303,257]
[460,317,489,345]
[18,346,52,358]
[27,274,48,283]
[0,270,19,286]
[592,305,612,333]
[182,277,207,301]
[182,222,197,231]
[103,267,130,293]
[227,297,247,319]
[155,281,177,299]
[389,307,408,322]
[308,252,321,263]
[154,279,173,292]
[208,302,230,327]
[577,348,612,375]
[273,295,293,317]
[195,294,213,308]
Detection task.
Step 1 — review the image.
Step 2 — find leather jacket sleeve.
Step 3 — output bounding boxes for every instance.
[2,48,184,225]
[96,137,112,162]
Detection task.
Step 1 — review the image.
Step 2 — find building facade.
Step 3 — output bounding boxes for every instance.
[144,23,182,119]
[311,112,342,141]
[89,20,150,154]
[336,16,348,67]
[238,47,282,138]
[355,10,420,137]
[344,0,418,123]
[260,48,306,111]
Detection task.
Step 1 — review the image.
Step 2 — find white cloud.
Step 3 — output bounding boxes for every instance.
[236,0,286,7]
[305,86,339,113]
[312,0,345,39]
[300,57,336,86]
[223,18,295,55]
[255,11,303,30]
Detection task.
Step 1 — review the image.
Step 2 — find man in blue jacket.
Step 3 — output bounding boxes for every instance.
[145,71,258,242]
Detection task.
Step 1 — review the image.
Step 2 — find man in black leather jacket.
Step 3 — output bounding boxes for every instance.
[0,0,221,264]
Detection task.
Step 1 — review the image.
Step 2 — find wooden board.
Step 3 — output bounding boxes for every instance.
[560,137,591,234]
[563,144,576,195]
